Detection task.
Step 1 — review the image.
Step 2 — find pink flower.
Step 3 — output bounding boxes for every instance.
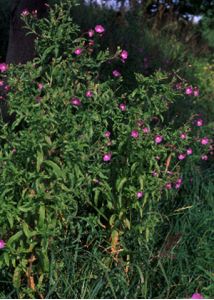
[186,148,193,155]
[137,120,144,127]
[175,178,182,189]
[201,154,208,160]
[103,153,112,162]
[120,50,128,60]
[95,24,105,34]
[37,83,43,90]
[85,90,93,97]
[112,70,121,77]
[119,103,126,111]
[21,9,30,16]
[71,97,81,106]
[193,87,199,97]
[0,63,8,73]
[165,182,172,190]
[185,86,193,95]
[155,135,163,144]
[0,240,5,249]
[4,85,10,92]
[74,48,83,55]
[180,133,187,139]
[142,127,150,133]
[178,153,186,160]
[88,29,94,37]
[152,171,158,177]
[0,80,4,86]
[104,131,111,138]
[131,130,139,138]
[89,40,94,47]
[200,137,209,145]
[196,119,203,126]
[191,293,204,299]
[136,191,143,198]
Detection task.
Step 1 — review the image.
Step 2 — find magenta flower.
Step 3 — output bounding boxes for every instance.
[0,240,5,249]
[85,90,93,97]
[4,85,10,92]
[88,29,94,37]
[186,148,193,155]
[95,24,105,34]
[21,9,30,16]
[185,86,193,95]
[155,135,163,144]
[112,70,121,77]
[180,133,187,139]
[178,153,186,160]
[0,63,8,73]
[136,191,143,198]
[152,170,158,177]
[175,178,182,189]
[196,119,203,126]
[131,130,139,138]
[71,97,81,106]
[191,293,204,299]
[142,127,150,133]
[103,153,112,162]
[104,131,111,138]
[0,80,4,86]
[193,87,199,97]
[119,103,126,111]
[200,137,209,145]
[165,182,172,190]
[89,40,95,47]
[74,48,83,55]
[37,83,43,90]
[120,50,128,60]
[201,154,208,160]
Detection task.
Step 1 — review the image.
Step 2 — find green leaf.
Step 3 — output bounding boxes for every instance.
[7,231,23,247]
[45,160,65,180]
[38,205,45,228]
[36,150,44,172]
[116,177,127,192]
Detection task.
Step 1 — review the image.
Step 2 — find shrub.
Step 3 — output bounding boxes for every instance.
[0,1,212,297]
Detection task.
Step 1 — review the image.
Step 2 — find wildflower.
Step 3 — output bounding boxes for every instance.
[185,86,193,95]
[201,154,208,160]
[152,171,158,177]
[85,90,93,97]
[165,182,172,190]
[37,83,43,90]
[104,131,111,138]
[103,153,112,162]
[120,50,128,60]
[4,85,10,92]
[186,148,193,155]
[88,40,94,47]
[0,240,5,249]
[119,103,126,111]
[21,9,30,16]
[178,153,186,160]
[0,63,8,73]
[137,120,144,127]
[196,118,203,126]
[142,127,150,133]
[155,135,163,144]
[200,137,209,145]
[32,9,38,17]
[175,178,182,189]
[137,191,143,198]
[95,24,105,34]
[0,80,4,86]
[180,133,187,139]
[112,70,121,77]
[71,97,81,106]
[193,87,199,97]
[191,293,204,299]
[74,48,83,55]
[88,29,94,37]
[131,130,139,138]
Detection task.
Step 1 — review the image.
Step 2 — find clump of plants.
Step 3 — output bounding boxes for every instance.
[0,1,212,297]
